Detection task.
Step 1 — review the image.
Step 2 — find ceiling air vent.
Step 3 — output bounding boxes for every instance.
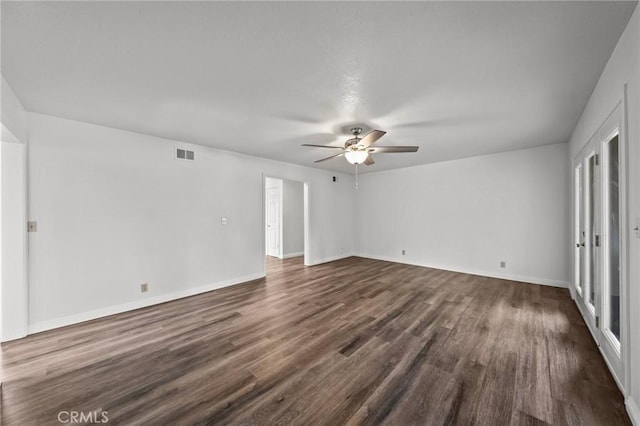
[176,147,195,161]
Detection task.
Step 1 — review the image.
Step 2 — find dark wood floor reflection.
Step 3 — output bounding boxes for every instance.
[1,257,630,425]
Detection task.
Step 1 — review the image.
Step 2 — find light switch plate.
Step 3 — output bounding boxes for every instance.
[221,217,227,225]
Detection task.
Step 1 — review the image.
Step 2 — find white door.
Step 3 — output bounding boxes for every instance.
[574,136,598,331]
[597,106,624,382]
[266,187,281,258]
[572,103,625,387]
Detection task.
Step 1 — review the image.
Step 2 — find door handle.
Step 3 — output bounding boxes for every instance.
[576,242,585,247]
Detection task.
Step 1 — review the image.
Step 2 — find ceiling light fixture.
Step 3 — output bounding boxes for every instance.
[344,150,369,165]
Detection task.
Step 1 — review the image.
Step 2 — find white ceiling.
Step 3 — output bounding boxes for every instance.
[2,1,636,174]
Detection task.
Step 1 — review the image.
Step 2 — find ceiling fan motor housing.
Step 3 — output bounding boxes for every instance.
[345,127,365,149]
[345,137,361,150]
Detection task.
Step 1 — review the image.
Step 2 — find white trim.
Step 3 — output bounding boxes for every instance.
[622,82,632,406]
[27,272,265,335]
[355,253,569,288]
[306,253,354,267]
[282,252,304,259]
[627,397,640,426]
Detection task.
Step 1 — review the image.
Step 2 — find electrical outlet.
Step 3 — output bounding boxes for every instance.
[27,221,37,232]
[140,283,148,293]
[500,261,506,268]
[402,250,406,255]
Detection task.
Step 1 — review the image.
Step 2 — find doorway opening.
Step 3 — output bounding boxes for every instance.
[264,176,307,275]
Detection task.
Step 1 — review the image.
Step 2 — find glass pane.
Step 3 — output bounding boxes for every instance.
[587,155,595,307]
[575,165,583,292]
[606,135,620,341]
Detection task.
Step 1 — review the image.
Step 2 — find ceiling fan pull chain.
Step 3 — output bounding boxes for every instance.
[356,163,359,190]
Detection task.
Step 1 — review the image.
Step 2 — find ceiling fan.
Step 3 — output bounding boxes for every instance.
[302,127,419,166]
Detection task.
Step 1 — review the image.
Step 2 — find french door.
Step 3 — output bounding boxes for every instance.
[573,103,625,387]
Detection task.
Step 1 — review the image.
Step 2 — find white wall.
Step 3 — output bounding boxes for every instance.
[27,113,356,332]
[283,179,304,257]
[568,5,640,422]
[1,75,29,342]
[1,75,27,143]
[1,142,28,341]
[356,143,570,287]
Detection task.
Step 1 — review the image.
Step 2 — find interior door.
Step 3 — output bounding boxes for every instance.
[574,137,598,332]
[572,103,625,388]
[573,160,584,299]
[597,107,624,382]
[266,187,281,258]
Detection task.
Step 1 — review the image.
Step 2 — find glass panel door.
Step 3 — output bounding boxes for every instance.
[574,163,583,295]
[573,140,598,333]
[603,133,621,347]
[596,107,624,388]
[586,153,597,313]
[572,103,625,389]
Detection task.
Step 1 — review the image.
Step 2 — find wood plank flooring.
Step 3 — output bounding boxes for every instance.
[0,256,630,425]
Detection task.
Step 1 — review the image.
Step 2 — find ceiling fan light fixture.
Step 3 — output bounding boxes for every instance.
[345,150,369,165]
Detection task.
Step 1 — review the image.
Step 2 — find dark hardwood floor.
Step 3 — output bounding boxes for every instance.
[0,256,630,425]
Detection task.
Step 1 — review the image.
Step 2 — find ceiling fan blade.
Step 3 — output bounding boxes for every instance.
[364,156,375,166]
[358,129,386,148]
[314,153,345,163]
[302,144,344,149]
[368,146,419,153]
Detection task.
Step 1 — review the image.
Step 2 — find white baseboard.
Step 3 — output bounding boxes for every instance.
[627,397,640,426]
[27,272,265,335]
[1,328,28,343]
[355,253,569,288]
[305,252,354,266]
[282,251,304,259]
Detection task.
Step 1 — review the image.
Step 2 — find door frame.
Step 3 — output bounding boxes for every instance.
[262,175,310,272]
[571,100,628,393]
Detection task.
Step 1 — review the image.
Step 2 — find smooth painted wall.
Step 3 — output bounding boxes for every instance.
[27,113,356,331]
[356,143,570,287]
[1,75,28,341]
[1,142,28,341]
[568,5,640,420]
[283,180,304,256]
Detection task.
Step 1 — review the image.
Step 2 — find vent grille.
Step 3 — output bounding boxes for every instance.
[176,147,195,161]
